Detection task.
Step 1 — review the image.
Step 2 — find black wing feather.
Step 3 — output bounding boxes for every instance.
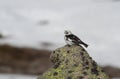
[66,34,81,42]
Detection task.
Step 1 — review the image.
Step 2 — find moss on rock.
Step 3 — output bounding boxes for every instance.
[38,45,110,79]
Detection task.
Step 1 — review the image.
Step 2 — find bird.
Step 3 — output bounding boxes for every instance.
[64,30,88,48]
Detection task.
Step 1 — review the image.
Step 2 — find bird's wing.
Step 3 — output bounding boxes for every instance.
[67,34,81,42]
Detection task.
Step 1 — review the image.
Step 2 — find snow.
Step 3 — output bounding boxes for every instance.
[0,74,37,79]
[0,74,118,79]
[0,0,120,67]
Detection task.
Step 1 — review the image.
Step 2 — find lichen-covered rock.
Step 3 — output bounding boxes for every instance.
[38,45,110,79]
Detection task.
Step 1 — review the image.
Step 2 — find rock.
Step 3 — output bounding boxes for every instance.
[38,45,110,79]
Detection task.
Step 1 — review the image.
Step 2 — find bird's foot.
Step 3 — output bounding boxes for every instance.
[65,44,71,47]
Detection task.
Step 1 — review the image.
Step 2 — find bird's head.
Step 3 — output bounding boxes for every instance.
[64,30,72,35]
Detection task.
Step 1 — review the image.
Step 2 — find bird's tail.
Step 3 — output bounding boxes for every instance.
[81,42,88,48]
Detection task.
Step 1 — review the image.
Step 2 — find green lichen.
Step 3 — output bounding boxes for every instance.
[38,45,110,79]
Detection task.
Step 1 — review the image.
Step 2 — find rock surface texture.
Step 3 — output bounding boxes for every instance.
[38,45,110,79]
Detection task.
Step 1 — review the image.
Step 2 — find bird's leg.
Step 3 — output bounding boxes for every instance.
[66,44,71,47]
[65,44,71,47]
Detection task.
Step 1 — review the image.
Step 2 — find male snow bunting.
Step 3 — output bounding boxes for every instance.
[64,30,88,48]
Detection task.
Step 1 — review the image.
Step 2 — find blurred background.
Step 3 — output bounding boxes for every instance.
[0,0,120,79]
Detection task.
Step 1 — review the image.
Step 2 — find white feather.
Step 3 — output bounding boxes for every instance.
[64,36,74,45]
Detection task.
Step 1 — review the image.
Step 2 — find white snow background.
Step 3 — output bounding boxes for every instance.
[0,74,118,79]
[0,0,120,78]
[0,74,37,79]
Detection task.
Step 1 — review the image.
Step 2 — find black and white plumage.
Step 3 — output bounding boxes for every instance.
[64,30,88,48]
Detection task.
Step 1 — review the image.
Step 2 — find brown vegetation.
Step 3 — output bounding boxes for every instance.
[103,66,120,78]
[0,44,52,75]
